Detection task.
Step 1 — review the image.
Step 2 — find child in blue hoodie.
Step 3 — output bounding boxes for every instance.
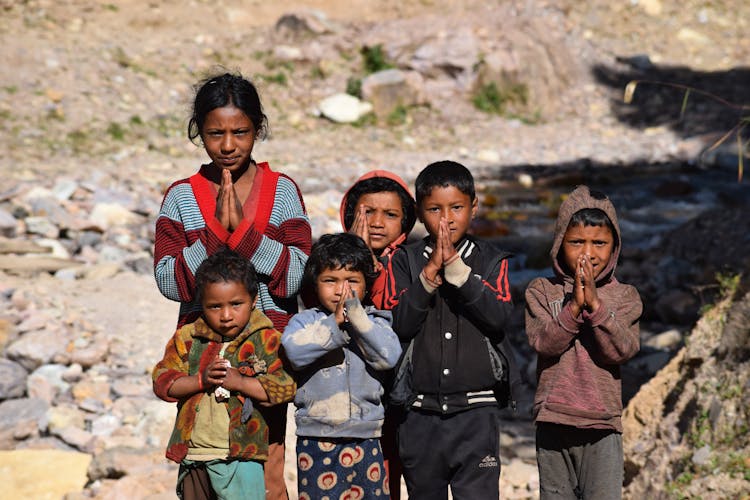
[282,233,402,499]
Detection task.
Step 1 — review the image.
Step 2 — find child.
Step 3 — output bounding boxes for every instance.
[525,185,642,500]
[281,233,402,499]
[389,160,519,500]
[340,170,417,310]
[340,170,417,498]
[153,72,312,499]
[153,247,296,500]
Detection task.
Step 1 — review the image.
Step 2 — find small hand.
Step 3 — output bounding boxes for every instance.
[215,169,244,231]
[349,205,369,241]
[439,217,456,262]
[334,281,351,326]
[350,206,379,266]
[203,356,230,388]
[220,366,243,393]
[580,254,600,312]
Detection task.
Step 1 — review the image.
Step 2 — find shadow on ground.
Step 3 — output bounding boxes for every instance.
[593,60,750,156]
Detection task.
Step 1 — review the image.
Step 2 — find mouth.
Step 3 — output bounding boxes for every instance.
[217,157,240,167]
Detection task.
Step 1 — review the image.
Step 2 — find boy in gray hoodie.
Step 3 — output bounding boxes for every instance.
[525,185,642,500]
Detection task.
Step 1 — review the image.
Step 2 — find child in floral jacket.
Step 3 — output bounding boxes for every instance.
[153,248,296,499]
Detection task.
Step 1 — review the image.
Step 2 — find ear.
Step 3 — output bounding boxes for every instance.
[250,295,259,309]
[471,197,478,218]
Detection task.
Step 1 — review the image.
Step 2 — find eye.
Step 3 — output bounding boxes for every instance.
[234,128,251,135]
[386,211,399,218]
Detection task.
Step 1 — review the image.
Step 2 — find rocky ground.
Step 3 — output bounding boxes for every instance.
[1,0,749,498]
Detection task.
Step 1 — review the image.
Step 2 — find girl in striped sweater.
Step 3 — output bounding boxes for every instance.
[154,72,312,500]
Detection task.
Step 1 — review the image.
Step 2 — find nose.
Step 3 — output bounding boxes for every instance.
[220,306,232,321]
[368,211,384,228]
[582,242,594,258]
[220,133,235,153]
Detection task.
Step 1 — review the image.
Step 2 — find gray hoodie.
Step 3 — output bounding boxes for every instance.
[524,185,642,432]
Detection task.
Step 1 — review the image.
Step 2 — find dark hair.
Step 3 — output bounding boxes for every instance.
[343,177,417,235]
[415,160,475,205]
[188,72,269,145]
[568,208,618,246]
[195,247,258,303]
[302,233,378,300]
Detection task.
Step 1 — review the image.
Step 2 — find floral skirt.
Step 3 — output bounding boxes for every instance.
[296,437,388,500]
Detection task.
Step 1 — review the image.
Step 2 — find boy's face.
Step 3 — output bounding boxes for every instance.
[357,191,404,252]
[560,223,614,279]
[418,185,477,245]
[201,280,257,339]
[315,265,366,314]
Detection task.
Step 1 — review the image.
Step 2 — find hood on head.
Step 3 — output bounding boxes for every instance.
[339,169,415,233]
[550,185,622,282]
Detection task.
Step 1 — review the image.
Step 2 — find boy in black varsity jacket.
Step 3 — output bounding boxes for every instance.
[390,161,519,500]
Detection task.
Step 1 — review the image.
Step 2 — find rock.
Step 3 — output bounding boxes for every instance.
[410,27,480,81]
[0,397,49,448]
[70,339,110,368]
[23,216,59,238]
[0,449,91,499]
[88,203,142,230]
[0,208,18,237]
[273,45,305,61]
[0,254,80,273]
[88,446,165,481]
[27,364,70,402]
[50,178,79,201]
[317,93,373,123]
[6,328,72,371]
[0,358,27,400]
[361,69,425,117]
[275,10,333,40]
[644,328,683,350]
[71,379,112,408]
[46,404,87,434]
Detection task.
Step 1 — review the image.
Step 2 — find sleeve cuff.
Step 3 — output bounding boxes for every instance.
[419,270,441,294]
[583,302,612,326]
[443,255,471,287]
[558,302,583,334]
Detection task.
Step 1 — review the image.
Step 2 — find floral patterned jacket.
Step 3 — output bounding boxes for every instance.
[153,308,296,463]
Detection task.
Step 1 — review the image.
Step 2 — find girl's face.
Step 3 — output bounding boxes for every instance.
[560,223,614,280]
[356,191,404,253]
[315,265,366,314]
[201,105,256,173]
[201,280,257,339]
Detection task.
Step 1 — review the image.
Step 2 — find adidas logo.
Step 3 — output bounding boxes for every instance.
[478,455,499,468]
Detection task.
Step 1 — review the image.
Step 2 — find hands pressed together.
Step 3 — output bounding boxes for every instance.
[215,168,245,231]
[334,280,357,327]
[423,217,457,284]
[349,205,380,269]
[571,254,601,317]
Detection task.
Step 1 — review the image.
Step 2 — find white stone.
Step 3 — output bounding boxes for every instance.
[318,93,373,123]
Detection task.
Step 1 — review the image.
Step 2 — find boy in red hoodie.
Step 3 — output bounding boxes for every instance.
[525,185,642,500]
[340,170,417,499]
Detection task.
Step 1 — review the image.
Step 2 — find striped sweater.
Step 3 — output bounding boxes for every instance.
[154,162,312,331]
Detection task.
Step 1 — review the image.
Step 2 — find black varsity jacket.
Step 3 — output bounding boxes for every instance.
[390,235,520,415]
